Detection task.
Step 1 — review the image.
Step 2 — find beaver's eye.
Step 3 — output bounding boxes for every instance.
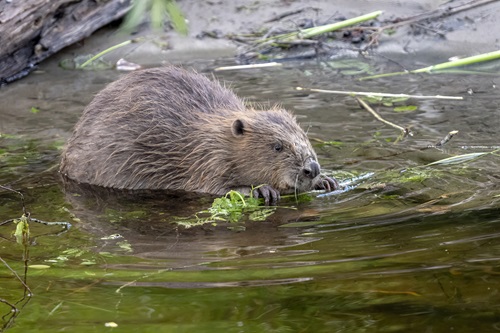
[273,142,283,152]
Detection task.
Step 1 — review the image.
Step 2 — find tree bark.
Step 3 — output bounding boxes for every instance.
[0,0,131,85]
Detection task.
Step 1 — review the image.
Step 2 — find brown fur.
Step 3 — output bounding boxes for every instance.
[60,67,335,196]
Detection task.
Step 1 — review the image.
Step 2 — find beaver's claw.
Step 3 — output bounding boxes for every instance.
[315,176,340,192]
[252,185,280,205]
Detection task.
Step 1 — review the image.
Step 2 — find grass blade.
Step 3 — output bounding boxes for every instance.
[413,50,500,73]
[258,11,383,44]
[426,152,490,166]
[165,0,188,35]
[361,49,500,80]
[298,11,383,39]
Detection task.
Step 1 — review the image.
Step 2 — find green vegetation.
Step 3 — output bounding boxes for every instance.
[78,40,136,69]
[323,59,374,76]
[61,0,187,70]
[270,11,383,42]
[121,0,187,34]
[238,11,383,59]
[361,49,500,80]
[13,214,30,246]
[175,189,277,227]
[426,151,498,166]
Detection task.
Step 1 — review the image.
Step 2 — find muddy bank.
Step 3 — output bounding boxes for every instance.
[42,0,500,69]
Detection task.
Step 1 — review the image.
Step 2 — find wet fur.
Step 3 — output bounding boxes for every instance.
[60,67,324,195]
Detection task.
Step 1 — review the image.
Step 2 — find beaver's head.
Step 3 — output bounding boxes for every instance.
[227,108,323,194]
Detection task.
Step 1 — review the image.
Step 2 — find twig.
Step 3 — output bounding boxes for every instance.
[0,257,32,296]
[296,87,463,100]
[434,130,459,148]
[364,0,497,50]
[264,7,308,23]
[412,23,446,38]
[384,0,497,29]
[317,172,375,198]
[0,297,17,313]
[0,185,26,216]
[356,97,413,137]
[214,62,282,71]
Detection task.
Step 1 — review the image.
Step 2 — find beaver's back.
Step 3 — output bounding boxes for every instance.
[60,66,337,199]
[60,67,245,190]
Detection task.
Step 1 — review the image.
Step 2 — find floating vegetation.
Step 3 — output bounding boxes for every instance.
[426,151,496,166]
[393,105,418,112]
[174,189,278,227]
[321,59,374,76]
[60,54,114,71]
[360,49,500,80]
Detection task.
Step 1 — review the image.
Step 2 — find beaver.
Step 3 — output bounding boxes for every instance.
[59,66,338,204]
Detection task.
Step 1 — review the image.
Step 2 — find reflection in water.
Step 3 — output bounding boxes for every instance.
[0,57,499,331]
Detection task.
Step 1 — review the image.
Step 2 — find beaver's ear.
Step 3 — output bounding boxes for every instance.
[231,119,245,137]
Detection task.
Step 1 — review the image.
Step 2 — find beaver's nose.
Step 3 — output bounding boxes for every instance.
[303,160,320,179]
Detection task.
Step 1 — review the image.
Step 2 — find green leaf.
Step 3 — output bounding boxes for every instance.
[121,0,150,32]
[30,107,40,114]
[393,105,417,112]
[29,264,51,269]
[13,214,29,245]
[151,0,167,29]
[165,0,188,35]
[426,152,490,166]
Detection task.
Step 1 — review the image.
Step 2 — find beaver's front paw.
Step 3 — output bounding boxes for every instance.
[252,185,280,206]
[315,176,340,192]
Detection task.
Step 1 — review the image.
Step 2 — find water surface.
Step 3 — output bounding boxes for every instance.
[0,53,499,332]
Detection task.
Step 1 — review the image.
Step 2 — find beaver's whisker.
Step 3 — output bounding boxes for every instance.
[294,173,299,203]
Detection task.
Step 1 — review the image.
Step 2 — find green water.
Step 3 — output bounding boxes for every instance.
[1,54,500,332]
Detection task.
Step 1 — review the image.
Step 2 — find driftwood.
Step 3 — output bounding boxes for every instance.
[0,0,131,85]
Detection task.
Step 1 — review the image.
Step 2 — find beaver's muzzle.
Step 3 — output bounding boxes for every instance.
[302,160,320,179]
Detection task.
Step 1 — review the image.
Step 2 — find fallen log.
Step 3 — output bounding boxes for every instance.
[0,0,131,85]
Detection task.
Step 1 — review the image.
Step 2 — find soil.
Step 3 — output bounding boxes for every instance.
[49,0,500,71]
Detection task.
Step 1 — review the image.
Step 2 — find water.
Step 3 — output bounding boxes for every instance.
[0,54,499,332]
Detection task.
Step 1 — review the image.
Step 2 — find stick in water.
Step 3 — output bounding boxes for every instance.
[296,87,463,100]
[356,97,412,137]
[214,63,282,71]
[434,130,459,148]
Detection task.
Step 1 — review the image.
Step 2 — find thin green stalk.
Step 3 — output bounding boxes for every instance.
[227,190,247,207]
[359,71,408,81]
[426,151,491,166]
[165,0,188,35]
[412,50,500,73]
[79,39,138,69]
[298,10,383,39]
[258,10,383,43]
[360,49,500,80]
